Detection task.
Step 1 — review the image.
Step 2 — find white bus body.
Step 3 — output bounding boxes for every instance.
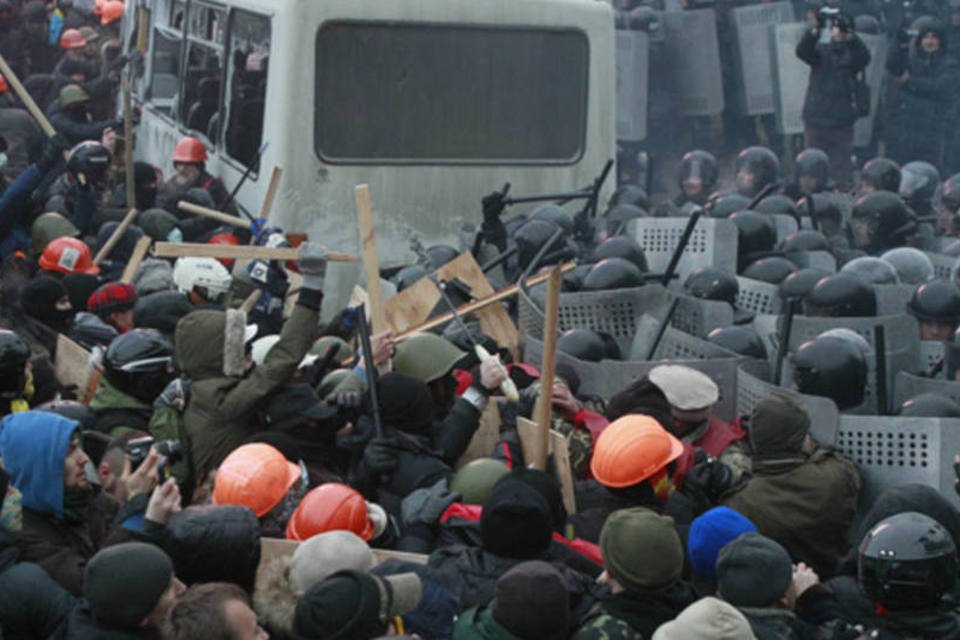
[132,0,615,266]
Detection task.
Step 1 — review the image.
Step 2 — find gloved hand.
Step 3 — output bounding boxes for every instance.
[684,456,734,504]
[38,133,70,172]
[297,241,327,291]
[249,217,268,239]
[362,438,399,474]
[335,391,365,410]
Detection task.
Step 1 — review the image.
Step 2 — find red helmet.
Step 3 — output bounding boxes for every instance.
[172,136,207,164]
[38,237,99,275]
[100,0,123,25]
[285,483,375,541]
[0,75,8,94]
[59,28,87,50]
[207,233,241,268]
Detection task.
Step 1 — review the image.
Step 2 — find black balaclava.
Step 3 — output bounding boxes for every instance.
[21,276,74,332]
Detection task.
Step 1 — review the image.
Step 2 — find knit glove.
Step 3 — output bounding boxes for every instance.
[297,241,327,291]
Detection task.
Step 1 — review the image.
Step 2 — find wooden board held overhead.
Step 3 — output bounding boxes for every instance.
[54,334,97,402]
[355,184,387,334]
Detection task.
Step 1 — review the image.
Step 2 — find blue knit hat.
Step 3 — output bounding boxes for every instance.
[688,506,757,581]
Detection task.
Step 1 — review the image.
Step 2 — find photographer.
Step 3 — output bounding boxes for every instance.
[885,17,958,169]
[796,8,871,190]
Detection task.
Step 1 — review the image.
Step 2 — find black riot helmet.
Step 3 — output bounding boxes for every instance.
[779,268,831,301]
[0,330,30,397]
[562,263,593,293]
[132,291,194,337]
[707,325,767,359]
[794,148,831,194]
[792,336,867,410]
[679,150,718,204]
[908,280,960,324]
[684,267,739,305]
[66,141,112,187]
[780,229,832,254]
[514,219,565,271]
[859,512,958,611]
[530,204,573,235]
[860,157,902,195]
[608,185,650,210]
[35,399,97,431]
[850,192,918,254]
[804,273,878,317]
[942,173,960,213]
[393,264,428,292]
[899,161,941,210]
[103,329,177,405]
[807,194,844,237]
[730,210,777,268]
[898,393,960,418]
[602,203,648,236]
[591,236,648,272]
[582,257,645,291]
[742,256,797,284]
[734,146,780,198]
[707,193,750,219]
[425,244,459,269]
[755,194,800,219]
[556,329,606,362]
[840,256,901,285]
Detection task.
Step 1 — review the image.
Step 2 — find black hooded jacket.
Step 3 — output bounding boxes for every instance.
[797,29,872,129]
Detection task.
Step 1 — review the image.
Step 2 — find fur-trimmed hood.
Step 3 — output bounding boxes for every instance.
[253,555,299,638]
[175,308,251,379]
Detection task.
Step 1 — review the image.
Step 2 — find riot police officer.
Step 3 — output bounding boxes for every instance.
[908,280,960,340]
[850,191,918,254]
[804,272,878,316]
[733,146,781,199]
[857,157,902,197]
[792,335,868,410]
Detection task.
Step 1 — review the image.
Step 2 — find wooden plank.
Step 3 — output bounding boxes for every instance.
[393,263,576,341]
[258,166,283,218]
[120,236,152,284]
[93,208,139,265]
[0,52,55,137]
[456,399,503,469]
[178,201,253,230]
[54,334,95,402]
[152,242,359,262]
[384,277,442,336]
[549,429,577,515]
[535,267,563,464]
[355,184,387,334]
[517,416,547,470]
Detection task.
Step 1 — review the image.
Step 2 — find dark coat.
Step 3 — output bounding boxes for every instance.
[797,30,872,129]
[49,602,154,640]
[573,582,697,640]
[0,530,76,640]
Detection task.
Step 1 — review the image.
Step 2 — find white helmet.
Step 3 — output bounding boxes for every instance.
[172,257,232,302]
[250,334,317,368]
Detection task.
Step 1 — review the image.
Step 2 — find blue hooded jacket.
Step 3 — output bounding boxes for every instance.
[0,411,78,519]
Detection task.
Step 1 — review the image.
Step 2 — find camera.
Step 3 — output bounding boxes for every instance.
[126,437,183,475]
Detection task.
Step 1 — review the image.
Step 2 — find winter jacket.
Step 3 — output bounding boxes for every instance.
[47,106,117,146]
[49,602,154,640]
[453,606,526,640]
[737,606,800,640]
[797,30,871,129]
[0,412,142,595]
[722,444,861,578]
[572,582,697,640]
[176,297,321,489]
[88,377,153,437]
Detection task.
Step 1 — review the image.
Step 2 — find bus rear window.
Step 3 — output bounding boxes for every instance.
[314,22,588,164]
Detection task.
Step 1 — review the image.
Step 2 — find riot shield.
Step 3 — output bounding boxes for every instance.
[852,33,888,148]
[730,1,795,116]
[616,29,650,141]
[659,10,724,117]
[772,23,810,135]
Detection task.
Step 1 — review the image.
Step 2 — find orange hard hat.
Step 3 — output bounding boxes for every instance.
[92,0,104,15]
[172,136,207,164]
[59,28,87,50]
[212,443,301,517]
[38,237,100,275]
[100,0,123,26]
[207,233,240,268]
[590,414,683,488]
[285,482,375,541]
[0,75,7,94]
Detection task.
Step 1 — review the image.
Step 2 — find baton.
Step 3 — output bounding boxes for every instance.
[874,325,888,415]
[220,141,269,220]
[355,305,383,438]
[773,298,797,386]
[661,207,703,287]
[646,298,680,361]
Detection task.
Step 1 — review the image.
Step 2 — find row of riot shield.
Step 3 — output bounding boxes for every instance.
[616,3,887,146]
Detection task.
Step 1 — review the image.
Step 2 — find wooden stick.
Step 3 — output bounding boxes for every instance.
[136,6,149,54]
[178,201,252,230]
[120,236,151,283]
[123,76,135,212]
[259,166,283,218]
[355,184,387,333]
[534,267,563,469]
[152,241,359,262]
[93,208,138,265]
[240,289,260,314]
[394,263,576,341]
[0,52,56,137]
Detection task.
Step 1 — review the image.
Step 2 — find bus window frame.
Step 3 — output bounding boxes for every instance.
[312,20,591,167]
[219,7,271,170]
[176,0,225,138]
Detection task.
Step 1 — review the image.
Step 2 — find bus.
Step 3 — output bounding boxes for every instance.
[129,0,616,267]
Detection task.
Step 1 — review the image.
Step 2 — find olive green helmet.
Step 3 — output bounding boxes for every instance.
[394,333,466,383]
[31,212,79,255]
[450,458,511,505]
[310,335,353,362]
[59,84,90,110]
[317,368,362,399]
